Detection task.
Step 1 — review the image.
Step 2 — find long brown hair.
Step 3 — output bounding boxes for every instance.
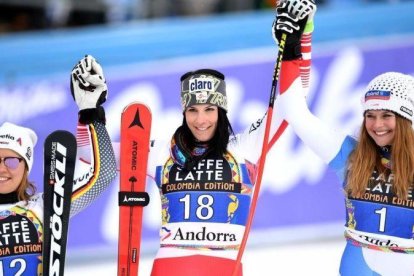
[16,169,37,202]
[347,115,414,198]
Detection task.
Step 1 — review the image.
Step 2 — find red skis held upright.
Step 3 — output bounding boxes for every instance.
[118,103,152,276]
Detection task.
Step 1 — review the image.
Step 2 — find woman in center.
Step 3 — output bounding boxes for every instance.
[147,69,278,275]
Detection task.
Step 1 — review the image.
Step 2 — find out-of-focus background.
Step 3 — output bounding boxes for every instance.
[1,0,414,275]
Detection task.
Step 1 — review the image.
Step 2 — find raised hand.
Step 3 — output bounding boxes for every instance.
[272,0,316,60]
[284,0,316,21]
[70,55,108,123]
[71,55,107,111]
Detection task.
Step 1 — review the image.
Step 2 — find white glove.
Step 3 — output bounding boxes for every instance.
[283,0,316,21]
[272,1,307,60]
[273,2,300,37]
[71,55,108,110]
[272,0,317,48]
[279,0,317,34]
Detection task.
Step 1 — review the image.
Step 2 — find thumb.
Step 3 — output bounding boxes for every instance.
[84,74,105,87]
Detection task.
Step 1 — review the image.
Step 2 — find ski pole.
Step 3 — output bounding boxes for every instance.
[267,120,289,151]
[232,31,287,276]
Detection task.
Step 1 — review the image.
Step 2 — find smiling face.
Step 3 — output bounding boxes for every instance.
[364,110,396,147]
[185,104,219,142]
[0,148,26,194]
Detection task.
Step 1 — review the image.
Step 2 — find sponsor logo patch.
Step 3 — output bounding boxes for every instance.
[189,78,214,93]
[400,106,413,117]
[365,90,390,101]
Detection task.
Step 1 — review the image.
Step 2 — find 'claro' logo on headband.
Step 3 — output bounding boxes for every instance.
[189,78,214,93]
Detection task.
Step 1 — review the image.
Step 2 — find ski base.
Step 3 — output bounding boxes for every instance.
[42,130,77,276]
[118,103,152,276]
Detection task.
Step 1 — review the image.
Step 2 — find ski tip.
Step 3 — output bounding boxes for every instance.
[44,130,76,144]
[48,130,74,136]
[122,102,151,113]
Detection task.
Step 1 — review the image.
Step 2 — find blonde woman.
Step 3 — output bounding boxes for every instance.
[0,55,117,275]
[273,2,414,275]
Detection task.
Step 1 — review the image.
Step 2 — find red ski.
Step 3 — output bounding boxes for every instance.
[118,102,152,276]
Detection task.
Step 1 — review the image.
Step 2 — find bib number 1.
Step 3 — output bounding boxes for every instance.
[374,207,387,232]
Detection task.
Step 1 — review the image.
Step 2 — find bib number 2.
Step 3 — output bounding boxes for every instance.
[0,258,26,276]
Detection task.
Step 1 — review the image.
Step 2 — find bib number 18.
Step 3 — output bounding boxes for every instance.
[179,194,214,220]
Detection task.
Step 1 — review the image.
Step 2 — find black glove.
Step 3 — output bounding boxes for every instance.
[272,0,314,60]
[70,55,107,124]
